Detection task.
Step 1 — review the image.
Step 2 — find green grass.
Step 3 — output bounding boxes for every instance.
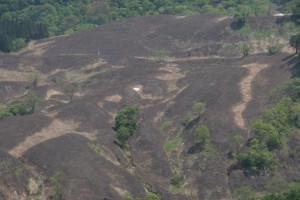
[164,135,182,153]
[160,119,173,133]
[168,185,185,195]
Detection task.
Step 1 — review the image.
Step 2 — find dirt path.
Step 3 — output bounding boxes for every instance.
[136,55,238,62]
[232,63,268,130]
[8,119,97,158]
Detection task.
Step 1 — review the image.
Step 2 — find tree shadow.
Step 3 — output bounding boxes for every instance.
[230,21,244,31]
[187,142,203,154]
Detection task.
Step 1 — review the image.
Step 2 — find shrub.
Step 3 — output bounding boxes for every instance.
[241,44,250,57]
[194,125,210,145]
[183,111,193,126]
[160,119,173,133]
[115,106,139,144]
[63,85,77,103]
[289,34,300,54]
[145,192,161,200]
[154,49,170,62]
[192,102,206,116]
[0,103,29,119]
[164,135,181,153]
[267,44,283,55]
[170,172,184,188]
[233,135,244,152]
[237,139,276,170]
[116,126,132,143]
[252,120,283,150]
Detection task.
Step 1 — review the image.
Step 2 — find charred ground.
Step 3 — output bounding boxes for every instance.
[0,14,298,200]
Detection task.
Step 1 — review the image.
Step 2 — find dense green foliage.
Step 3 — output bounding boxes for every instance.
[0,19,48,52]
[194,125,210,146]
[0,91,40,119]
[115,106,139,144]
[0,103,28,119]
[0,0,292,52]
[237,78,300,171]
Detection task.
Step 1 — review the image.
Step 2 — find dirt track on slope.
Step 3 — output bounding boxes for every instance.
[232,63,268,130]
[8,119,97,158]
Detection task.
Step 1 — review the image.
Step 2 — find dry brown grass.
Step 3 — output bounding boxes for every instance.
[232,63,269,130]
[104,94,122,103]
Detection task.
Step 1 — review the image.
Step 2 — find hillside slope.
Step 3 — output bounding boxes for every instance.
[0,14,297,200]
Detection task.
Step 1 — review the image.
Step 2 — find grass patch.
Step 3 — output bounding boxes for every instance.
[88,141,102,155]
[164,135,182,153]
[168,185,185,195]
[160,119,173,133]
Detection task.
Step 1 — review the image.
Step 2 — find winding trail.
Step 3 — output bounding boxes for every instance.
[8,119,97,158]
[232,63,268,130]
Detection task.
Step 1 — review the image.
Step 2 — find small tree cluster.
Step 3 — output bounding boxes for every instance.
[115,106,139,144]
[0,91,40,119]
[183,101,206,126]
[63,85,77,103]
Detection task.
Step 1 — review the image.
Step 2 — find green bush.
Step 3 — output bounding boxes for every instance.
[145,192,161,200]
[160,119,173,133]
[116,126,132,143]
[0,103,29,119]
[237,139,276,170]
[267,44,283,55]
[192,102,206,116]
[252,120,283,150]
[170,172,184,188]
[241,44,250,57]
[115,106,139,144]
[164,135,181,153]
[194,125,210,145]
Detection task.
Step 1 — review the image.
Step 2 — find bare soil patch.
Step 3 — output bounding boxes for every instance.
[232,63,268,130]
[0,69,29,82]
[105,94,122,103]
[156,65,186,92]
[8,119,97,158]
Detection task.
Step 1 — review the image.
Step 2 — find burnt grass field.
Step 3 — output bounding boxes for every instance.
[0,14,298,199]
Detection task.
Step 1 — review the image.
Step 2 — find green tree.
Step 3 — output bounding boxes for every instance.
[23,91,40,114]
[194,125,210,145]
[237,139,276,170]
[241,44,250,57]
[192,102,206,117]
[289,34,300,54]
[170,172,184,188]
[63,85,77,103]
[115,106,139,144]
[252,120,283,150]
[11,38,26,51]
[293,0,300,22]
[234,5,251,26]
